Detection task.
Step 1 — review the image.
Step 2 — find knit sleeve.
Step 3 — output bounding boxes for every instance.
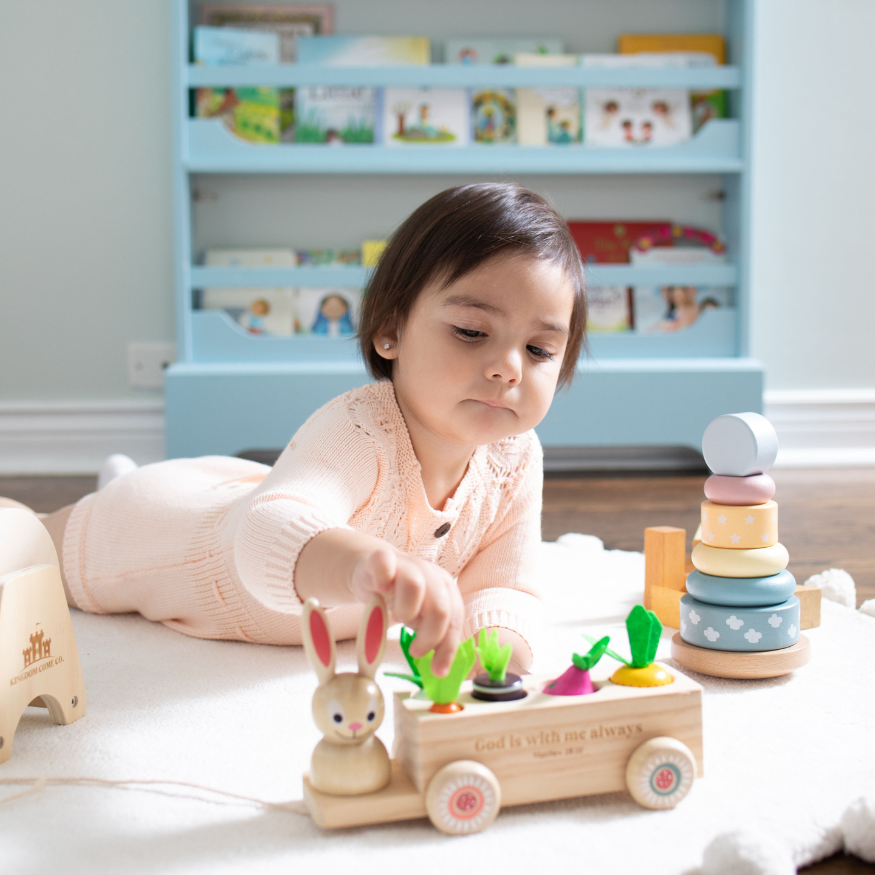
[231,400,381,614]
[456,433,544,661]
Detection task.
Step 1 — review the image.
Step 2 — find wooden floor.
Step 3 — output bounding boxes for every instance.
[1,470,873,872]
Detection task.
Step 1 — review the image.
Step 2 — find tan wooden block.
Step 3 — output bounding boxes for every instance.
[671,633,810,679]
[650,584,685,629]
[394,671,703,808]
[304,758,426,829]
[644,527,687,612]
[795,585,822,630]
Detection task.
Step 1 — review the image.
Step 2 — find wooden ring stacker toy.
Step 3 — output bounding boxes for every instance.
[0,508,87,764]
[302,604,705,835]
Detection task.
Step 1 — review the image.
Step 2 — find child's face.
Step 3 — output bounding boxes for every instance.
[378,255,574,449]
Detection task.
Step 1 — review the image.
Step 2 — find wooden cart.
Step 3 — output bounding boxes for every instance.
[304,667,703,834]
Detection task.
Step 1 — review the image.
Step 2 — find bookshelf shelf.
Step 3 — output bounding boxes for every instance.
[166,0,763,460]
[185,118,743,174]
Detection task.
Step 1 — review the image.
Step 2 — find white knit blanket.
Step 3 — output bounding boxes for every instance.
[3,536,873,874]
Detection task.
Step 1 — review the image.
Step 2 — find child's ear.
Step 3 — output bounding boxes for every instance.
[374,319,399,360]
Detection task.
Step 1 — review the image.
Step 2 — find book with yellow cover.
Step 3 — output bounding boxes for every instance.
[618,34,727,130]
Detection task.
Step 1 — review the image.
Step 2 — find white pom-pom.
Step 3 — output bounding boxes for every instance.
[803,568,856,608]
[859,599,875,619]
[842,796,875,862]
[97,454,138,490]
[703,830,795,875]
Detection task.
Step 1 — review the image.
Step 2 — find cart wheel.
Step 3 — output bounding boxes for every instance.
[425,760,501,835]
[625,737,696,810]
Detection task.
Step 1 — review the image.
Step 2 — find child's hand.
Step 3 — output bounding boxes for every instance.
[351,546,464,678]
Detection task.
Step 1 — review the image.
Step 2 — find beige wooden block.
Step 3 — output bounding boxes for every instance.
[304,758,426,829]
[650,585,684,629]
[671,633,810,680]
[795,585,822,630]
[394,671,703,808]
[644,527,687,612]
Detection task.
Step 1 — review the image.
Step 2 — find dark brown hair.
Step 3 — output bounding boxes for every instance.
[357,183,587,388]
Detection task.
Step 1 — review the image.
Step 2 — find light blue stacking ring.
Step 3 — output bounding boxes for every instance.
[679,593,801,652]
[685,568,797,608]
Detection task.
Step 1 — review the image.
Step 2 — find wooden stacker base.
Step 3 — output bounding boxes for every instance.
[670,633,811,680]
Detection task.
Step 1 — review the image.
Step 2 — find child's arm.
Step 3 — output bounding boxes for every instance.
[295,528,464,677]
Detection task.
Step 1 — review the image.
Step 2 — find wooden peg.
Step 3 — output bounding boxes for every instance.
[795,585,822,630]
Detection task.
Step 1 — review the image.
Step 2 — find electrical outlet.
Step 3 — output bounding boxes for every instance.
[127,342,177,389]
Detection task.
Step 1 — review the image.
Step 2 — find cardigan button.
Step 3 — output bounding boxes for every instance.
[434,522,451,538]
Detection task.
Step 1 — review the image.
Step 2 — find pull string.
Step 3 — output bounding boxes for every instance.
[0,776,309,815]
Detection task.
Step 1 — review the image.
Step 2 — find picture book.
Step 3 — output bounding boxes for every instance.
[515,53,580,146]
[295,249,361,266]
[199,4,334,62]
[583,86,692,147]
[294,288,361,336]
[471,90,516,144]
[586,286,633,332]
[567,220,670,264]
[196,86,294,144]
[361,240,387,267]
[200,249,297,336]
[296,35,430,66]
[444,38,562,65]
[617,34,727,131]
[382,88,470,146]
[295,86,376,143]
[194,27,280,66]
[629,245,731,333]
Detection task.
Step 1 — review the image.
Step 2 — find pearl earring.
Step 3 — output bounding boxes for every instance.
[383,343,391,350]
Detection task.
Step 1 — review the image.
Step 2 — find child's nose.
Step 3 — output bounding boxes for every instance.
[348,722,363,731]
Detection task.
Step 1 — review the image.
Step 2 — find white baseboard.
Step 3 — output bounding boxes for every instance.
[765,389,875,468]
[0,401,166,475]
[0,391,872,474]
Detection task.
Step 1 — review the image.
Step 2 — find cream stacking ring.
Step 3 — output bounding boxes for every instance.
[685,568,797,608]
[692,541,789,578]
[700,500,778,549]
[704,473,776,506]
[702,412,779,477]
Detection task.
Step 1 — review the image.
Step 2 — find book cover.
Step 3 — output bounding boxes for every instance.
[295,249,361,266]
[201,249,297,336]
[567,220,669,264]
[194,26,280,65]
[586,286,633,332]
[296,35,430,65]
[583,86,692,147]
[294,288,361,336]
[383,88,470,146]
[515,54,580,146]
[200,4,334,62]
[629,245,731,333]
[617,34,727,131]
[295,86,376,143]
[444,38,562,64]
[471,89,516,144]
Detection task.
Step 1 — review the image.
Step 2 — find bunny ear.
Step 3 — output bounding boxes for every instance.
[356,594,387,679]
[302,598,335,686]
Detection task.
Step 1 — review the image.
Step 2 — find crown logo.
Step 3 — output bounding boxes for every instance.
[22,624,51,669]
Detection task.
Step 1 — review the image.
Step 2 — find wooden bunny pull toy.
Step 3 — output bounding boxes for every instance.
[302,595,391,796]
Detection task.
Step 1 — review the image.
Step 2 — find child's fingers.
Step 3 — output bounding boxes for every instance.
[391,558,427,623]
[429,587,464,677]
[350,546,397,602]
[407,573,455,667]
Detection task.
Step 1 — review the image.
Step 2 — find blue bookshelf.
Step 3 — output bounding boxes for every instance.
[166,0,762,460]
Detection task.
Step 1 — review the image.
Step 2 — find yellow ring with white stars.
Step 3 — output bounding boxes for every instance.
[628,749,695,809]
[700,499,778,549]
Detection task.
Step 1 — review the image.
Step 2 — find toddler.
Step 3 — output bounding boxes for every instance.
[25,183,587,676]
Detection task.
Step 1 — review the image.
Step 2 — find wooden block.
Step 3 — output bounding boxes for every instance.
[304,758,426,829]
[650,585,685,629]
[671,633,810,679]
[644,527,687,611]
[394,671,704,808]
[795,585,822,630]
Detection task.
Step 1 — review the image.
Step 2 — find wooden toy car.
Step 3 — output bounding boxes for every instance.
[304,665,703,834]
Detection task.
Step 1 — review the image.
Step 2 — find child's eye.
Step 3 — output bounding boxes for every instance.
[452,326,485,342]
[527,345,555,361]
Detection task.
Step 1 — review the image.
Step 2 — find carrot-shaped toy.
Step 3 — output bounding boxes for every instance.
[543,636,610,696]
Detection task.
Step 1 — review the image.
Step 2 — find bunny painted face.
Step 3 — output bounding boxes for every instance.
[313,674,384,742]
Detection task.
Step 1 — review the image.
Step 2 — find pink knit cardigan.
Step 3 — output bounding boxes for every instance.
[63,381,543,652]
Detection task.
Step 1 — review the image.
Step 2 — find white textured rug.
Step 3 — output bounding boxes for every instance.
[3,536,873,875]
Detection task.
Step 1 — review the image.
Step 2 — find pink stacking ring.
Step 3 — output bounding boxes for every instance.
[704,473,776,506]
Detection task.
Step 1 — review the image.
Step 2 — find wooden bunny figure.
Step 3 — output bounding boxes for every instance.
[302,595,391,795]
